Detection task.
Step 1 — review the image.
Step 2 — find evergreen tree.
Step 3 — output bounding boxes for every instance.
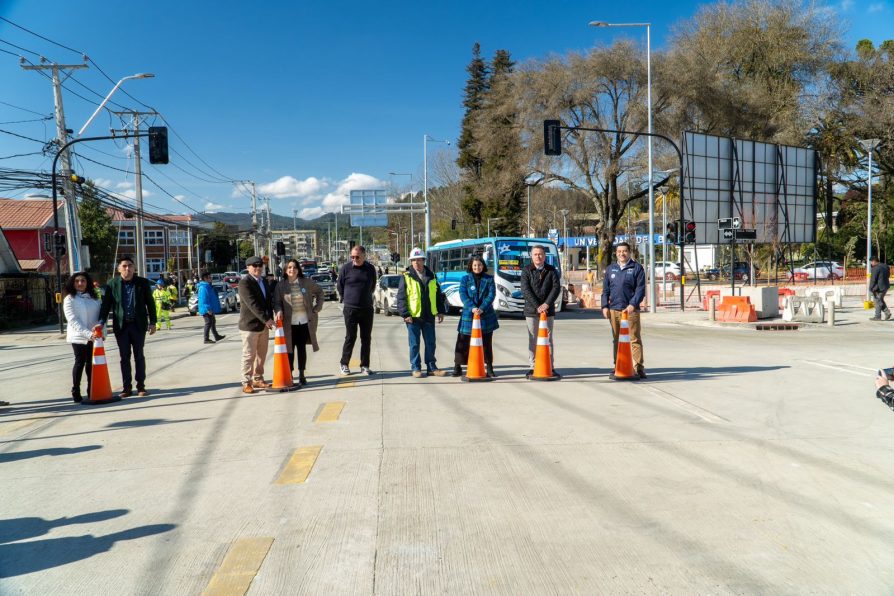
[77,181,117,274]
[457,43,489,224]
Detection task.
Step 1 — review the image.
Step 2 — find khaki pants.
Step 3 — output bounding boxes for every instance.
[240,329,269,384]
[608,309,643,368]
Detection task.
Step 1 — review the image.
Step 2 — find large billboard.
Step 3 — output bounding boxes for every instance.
[682,132,817,244]
[349,189,388,227]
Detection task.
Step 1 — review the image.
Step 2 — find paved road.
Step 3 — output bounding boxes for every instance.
[1,304,893,594]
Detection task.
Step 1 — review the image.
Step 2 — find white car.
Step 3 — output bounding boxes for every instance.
[374,274,402,316]
[653,261,682,280]
[788,261,844,281]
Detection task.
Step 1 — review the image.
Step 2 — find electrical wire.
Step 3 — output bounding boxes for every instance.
[0,116,53,125]
[0,151,44,160]
[0,128,47,144]
[0,100,51,117]
[0,16,84,56]
[0,37,41,57]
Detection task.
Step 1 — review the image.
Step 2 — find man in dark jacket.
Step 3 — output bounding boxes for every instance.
[99,256,157,397]
[869,256,891,321]
[396,247,447,378]
[520,244,561,378]
[337,245,377,375]
[237,257,273,394]
[601,242,647,378]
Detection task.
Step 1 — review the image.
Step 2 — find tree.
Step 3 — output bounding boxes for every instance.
[457,43,489,224]
[77,181,117,275]
[201,222,237,270]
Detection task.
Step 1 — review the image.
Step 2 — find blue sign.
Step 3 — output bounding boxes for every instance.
[350,189,388,227]
[555,234,665,248]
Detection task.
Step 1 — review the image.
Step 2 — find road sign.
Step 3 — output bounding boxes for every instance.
[349,189,389,227]
[718,217,732,230]
[732,217,742,230]
[735,228,756,240]
[722,229,734,240]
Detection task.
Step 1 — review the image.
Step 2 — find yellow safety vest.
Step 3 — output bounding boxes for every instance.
[404,272,438,317]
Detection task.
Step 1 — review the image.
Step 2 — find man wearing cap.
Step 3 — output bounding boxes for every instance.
[99,256,157,398]
[396,247,448,378]
[336,245,377,375]
[237,257,274,394]
[601,242,647,379]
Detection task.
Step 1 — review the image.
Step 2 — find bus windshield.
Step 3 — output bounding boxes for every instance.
[494,241,560,281]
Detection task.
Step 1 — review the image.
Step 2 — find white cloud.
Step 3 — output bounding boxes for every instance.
[258,175,328,199]
[840,0,854,10]
[868,2,885,12]
[299,206,324,219]
[92,178,150,201]
[205,201,224,212]
[319,172,386,212]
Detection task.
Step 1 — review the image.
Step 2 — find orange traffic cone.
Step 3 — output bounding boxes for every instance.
[530,311,558,381]
[85,325,119,404]
[463,312,492,382]
[612,311,637,380]
[270,317,297,392]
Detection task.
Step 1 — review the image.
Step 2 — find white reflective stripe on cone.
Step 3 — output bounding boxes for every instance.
[274,344,288,354]
[472,318,481,329]
[537,336,550,345]
[93,356,107,365]
[470,337,483,347]
[619,335,631,343]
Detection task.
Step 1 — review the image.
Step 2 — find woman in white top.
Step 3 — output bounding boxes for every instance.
[63,271,102,402]
[272,259,324,386]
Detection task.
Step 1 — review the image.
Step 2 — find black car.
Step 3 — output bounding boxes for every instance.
[702,262,758,282]
[311,273,338,300]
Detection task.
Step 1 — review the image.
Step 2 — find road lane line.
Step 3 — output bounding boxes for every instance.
[275,446,322,485]
[201,537,274,596]
[335,379,355,388]
[349,358,361,367]
[799,359,874,377]
[315,402,345,423]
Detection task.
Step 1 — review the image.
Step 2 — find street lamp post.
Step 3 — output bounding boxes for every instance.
[559,209,570,272]
[525,173,544,237]
[487,217,503,238]
[590,20,654,313]
[77,73,155,137]
[858,139,882,302]
[423,134,450,251]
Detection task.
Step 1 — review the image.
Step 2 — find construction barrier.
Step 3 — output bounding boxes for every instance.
[463,313,492,382]
[270,317,297,392]
[84,325,119,405]
[778,288,795,310]
[716,296,758,323]
[782,297,825,323]
[529,312,558,381]
[612,311,637,380]
[702,290,721,311]
[805,286,843,308]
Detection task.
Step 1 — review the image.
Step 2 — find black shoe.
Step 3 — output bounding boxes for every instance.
[204,339,215,344]
[119,390,132,398]
[486,364,496,378]
[636,367,647,379]
[298,372,307,386]
[608,373,617,380]
[72,394,82,403]
[525,369,534,379]
[452,365,462,377]
[215,335,226,341]
[552,370,562,380]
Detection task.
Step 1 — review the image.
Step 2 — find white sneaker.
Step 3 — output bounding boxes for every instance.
[339,364,350,376]
[360,366,374,375]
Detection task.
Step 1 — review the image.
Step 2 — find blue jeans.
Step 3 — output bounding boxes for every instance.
[407,320,437,371]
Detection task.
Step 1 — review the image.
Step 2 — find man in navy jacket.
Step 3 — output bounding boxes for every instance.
[601,242,647,378]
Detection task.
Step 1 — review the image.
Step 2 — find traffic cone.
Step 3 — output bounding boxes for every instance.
[530,311,558,381]
[613,311,637,380]
[463,312,492,382]
[270,317,297,392]
[84,325,119,404]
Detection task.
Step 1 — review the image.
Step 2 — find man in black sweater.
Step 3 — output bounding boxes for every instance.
[337,245,377,375]
[869,256,891,321]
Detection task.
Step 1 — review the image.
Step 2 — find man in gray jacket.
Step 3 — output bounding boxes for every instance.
[520,245,561,379]
[870,256,891,321]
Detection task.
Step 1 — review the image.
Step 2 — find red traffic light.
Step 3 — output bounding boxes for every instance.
[685,221,696,232]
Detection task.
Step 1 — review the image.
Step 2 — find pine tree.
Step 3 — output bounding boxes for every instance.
[77,181,117,274]
[457,43,489,224]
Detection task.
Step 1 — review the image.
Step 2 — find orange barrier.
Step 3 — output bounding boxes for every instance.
[84,325,118,404]
[270,317,297,392]
[463,312,492,382]
[613,311,637,380]
[530,312,558,381]
[778,288,795,310]
[716,296,758,323]
[702,290,721,311]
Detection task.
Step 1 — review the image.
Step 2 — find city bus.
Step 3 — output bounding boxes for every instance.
[427,237,563,314]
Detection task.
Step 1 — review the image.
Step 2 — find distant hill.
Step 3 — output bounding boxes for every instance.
[196,211,336,233]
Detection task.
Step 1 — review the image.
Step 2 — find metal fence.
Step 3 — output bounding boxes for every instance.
[0,274,53,328]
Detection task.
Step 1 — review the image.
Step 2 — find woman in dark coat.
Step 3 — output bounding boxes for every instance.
[453,255,499,377]
[272,259,325,386]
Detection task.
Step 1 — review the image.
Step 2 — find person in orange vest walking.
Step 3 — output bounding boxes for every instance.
[601,242,647,379]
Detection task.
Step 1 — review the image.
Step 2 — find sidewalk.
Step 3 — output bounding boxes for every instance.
[0,310,194,343]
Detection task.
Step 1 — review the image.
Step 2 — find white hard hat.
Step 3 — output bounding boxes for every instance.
[409,247,425,260]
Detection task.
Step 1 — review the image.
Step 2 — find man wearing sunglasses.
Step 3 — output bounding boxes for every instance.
[336,245,377,375]
[238,256,274,393]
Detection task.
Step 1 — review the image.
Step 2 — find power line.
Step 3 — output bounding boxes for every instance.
[158,114,235,182]
[0,151,43,160]
[0,116,53,125]
[0,128,47,144]
[0,37,41,57]
[0,16,84,56]
[0,100,50,117]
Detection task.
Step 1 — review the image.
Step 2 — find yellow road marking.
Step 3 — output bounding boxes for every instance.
[349,358,361,367]
[275,446,322,485]
[315,402,345,423]
[335,379,355,389]
[202,537,274,596]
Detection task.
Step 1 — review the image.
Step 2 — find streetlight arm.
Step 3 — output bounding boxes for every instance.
[77,73,154,137]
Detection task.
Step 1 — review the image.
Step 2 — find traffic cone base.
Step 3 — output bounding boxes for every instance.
[270,318,297,392]
[613,311,637,381]
[84,325,120,404]
[531,312,559,381]
[463,313,493,382]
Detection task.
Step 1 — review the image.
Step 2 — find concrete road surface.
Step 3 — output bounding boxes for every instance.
[1,303,893,594]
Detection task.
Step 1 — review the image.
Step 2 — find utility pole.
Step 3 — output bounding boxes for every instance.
[265,196,273,265]
[112,110,158,276]
[22,59,88,274]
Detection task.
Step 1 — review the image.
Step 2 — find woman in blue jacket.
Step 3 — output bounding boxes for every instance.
[453,255,499,377]
[197,271,225,344]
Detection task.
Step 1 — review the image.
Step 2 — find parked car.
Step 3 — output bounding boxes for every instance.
[787,261,844,281]
[374,274,402,316]
[701,262,758,282]
[311,273,337,300]
[222,275,240,289]
[653,261,682,280]
[188,282,238,315]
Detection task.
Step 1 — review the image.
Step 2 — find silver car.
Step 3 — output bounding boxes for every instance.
[311,273,338,301]
[374,274,401,316]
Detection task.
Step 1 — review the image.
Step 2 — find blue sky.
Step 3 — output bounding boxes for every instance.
[0,0,890,220]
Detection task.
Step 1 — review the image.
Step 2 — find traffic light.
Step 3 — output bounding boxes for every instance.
[665,222,678,244]
[543,120,562,156]
[276,241,286,256]
[391,252,399,263]
[451,219,457,230]
[70,173,85,185]
[53,232,66,257]
[148,126,169,164]
[683,220,697,244]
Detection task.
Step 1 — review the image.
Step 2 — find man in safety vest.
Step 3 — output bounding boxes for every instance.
[167,280,179,312]
[153,279,173,330]
[396,247,448,378]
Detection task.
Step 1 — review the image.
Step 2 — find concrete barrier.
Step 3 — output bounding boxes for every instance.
[782,297,825,323]
[805,286,843,307]
[720,286,779,319]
